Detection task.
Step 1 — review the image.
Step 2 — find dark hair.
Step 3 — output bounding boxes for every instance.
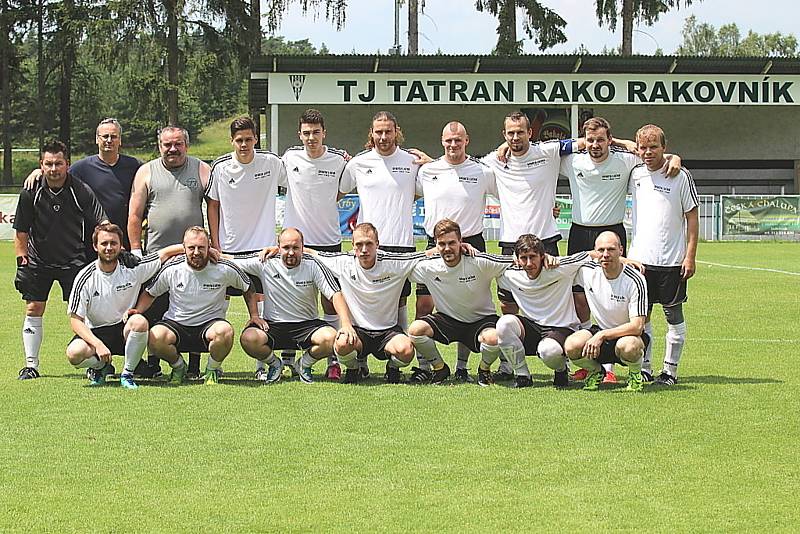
[365,111,405,149]
[230,116,257,137]
[433,218,461,241]
[503,111,531,130]
[92,222,123,246]
[41,139,69,160]
[583,117,612,137]
[299,109,325,130]
[514,234,545,257]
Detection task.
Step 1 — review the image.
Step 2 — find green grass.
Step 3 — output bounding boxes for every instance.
[1,241,799,532]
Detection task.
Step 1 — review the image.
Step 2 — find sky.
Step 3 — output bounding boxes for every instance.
[270,0,799,55]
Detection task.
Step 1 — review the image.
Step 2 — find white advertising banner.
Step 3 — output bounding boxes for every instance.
[265,73,800,106]
[0,194,17,240]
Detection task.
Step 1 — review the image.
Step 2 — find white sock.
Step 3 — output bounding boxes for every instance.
[627,357,643,374]
[663,322,687,378]
[456,343,470,370]
[75,355,105,370]
[23,316,43,369]
[389,355,409,368]
[417,351,432,371]
[323,313,340,330]
[255,359,266,371]
[281,351,296,366]
[123,330,148,374]
[642,322,653,373]
[334,348,358,368]
[602,363,615,374]
[300,351,316,368]
[480,342,509,373]
[170,357,186,369]
[207,355,222,371]
[573,357,601,373]
[409,334,443,367]
[495,315,526,375]
[397,305,409,332]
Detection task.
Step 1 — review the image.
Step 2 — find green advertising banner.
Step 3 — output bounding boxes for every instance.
[722,196,800,237]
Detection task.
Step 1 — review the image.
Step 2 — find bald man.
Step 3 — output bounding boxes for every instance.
[412,121,497,383]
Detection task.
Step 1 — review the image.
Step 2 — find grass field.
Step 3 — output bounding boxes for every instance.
[1,240,799,532]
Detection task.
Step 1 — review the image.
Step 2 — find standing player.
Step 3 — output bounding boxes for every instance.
[564,232,649,391]
[206,116,287,379]
[489,234,586,388]
[232,228,357,384]
[65,223,184,388]
[339,111,421,334]
[134,226,258,385]
[14,140,107,380]
[128,126,210,378]
[628,124,699,386]
[282,109,350,380]
[313,223,424,384]
[414,121,497,381]
[408,219,511,385]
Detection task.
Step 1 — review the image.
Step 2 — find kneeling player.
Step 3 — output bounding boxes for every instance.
[564,232,649,391]
[66,223,183,388]
[488,234,587,388]
[314,223,424,384]
[135,226,258,385]
[408,219,511,385]
[234,228,357,384]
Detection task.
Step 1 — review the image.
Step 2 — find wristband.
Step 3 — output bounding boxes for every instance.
[131,249,143,257]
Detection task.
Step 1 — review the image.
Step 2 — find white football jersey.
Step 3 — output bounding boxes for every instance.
[498,252,590,329]
[628,165,698,267]
[68,253,162,328]
[339,147,420,247]
[207,150,287,252]
[411,253,511,323]
[316,250,424,330]
[147,257,250,326]
[560,149,640,226]
[416,156,496,238]
[232,253,340,323]
[282,146,348,246]
[482,140,568,243]
[577,261,648,331]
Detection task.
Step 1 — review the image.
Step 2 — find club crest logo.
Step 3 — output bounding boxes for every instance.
[289,75,306,102]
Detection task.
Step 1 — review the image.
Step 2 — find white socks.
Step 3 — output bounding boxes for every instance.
[537,337,566,372]
[75,355,105,370]
[23,316,43,369]
[123,330,148,374]
[663,322,687,378]
[410,334,443,367]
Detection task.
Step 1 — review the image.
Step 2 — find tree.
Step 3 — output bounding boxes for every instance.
[677,15,798,57]
[594,0,699,56]
[474,0,566,55]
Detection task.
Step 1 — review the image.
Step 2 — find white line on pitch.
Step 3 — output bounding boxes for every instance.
[693,337,798,344]
[697,261,800,276]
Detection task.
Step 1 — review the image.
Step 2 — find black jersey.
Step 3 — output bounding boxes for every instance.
[13,173,107,270]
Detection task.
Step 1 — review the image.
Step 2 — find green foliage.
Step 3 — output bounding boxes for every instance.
[594,0,696,30]
[677,15,799,56]
[0,241,799,531]
[475,0,567,55]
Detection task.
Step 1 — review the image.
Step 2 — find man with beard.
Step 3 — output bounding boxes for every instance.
[133,226,258,385]
[65,223,185,388]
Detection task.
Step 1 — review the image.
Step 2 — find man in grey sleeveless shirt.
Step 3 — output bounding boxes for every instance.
[128,126,210,376]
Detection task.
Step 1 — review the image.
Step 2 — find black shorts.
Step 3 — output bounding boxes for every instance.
[226,273,263,297]
[142,292,170,325]
[516,316,574,356]
[308,243,343,253]
[587,325,651,365]
[417,234,486,296]
[15,264,81,302]
[156,318,227,353]
[379,245,416,298]
[421,312,498,353]
[643,265,687,308]
[568,222,627,256]
[497,236,559,303]
[70,322,126,356]
[246,319,329,351]
[354,324,404,360]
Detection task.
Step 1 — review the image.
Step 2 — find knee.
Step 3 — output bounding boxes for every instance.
[407,320,429,337]
[26,301,45,317]
[616,337,644,362]
[394,339,415,362]
[537,338,564,365]
[240,328,266,351]
[563,334,584,359]
[211,323,234,344]
[65,340,90,365]
[315,327,337,352]
[127,314,149,332]
[478,328,498,346]
[149,326,172,347]
[495,315,521,341]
